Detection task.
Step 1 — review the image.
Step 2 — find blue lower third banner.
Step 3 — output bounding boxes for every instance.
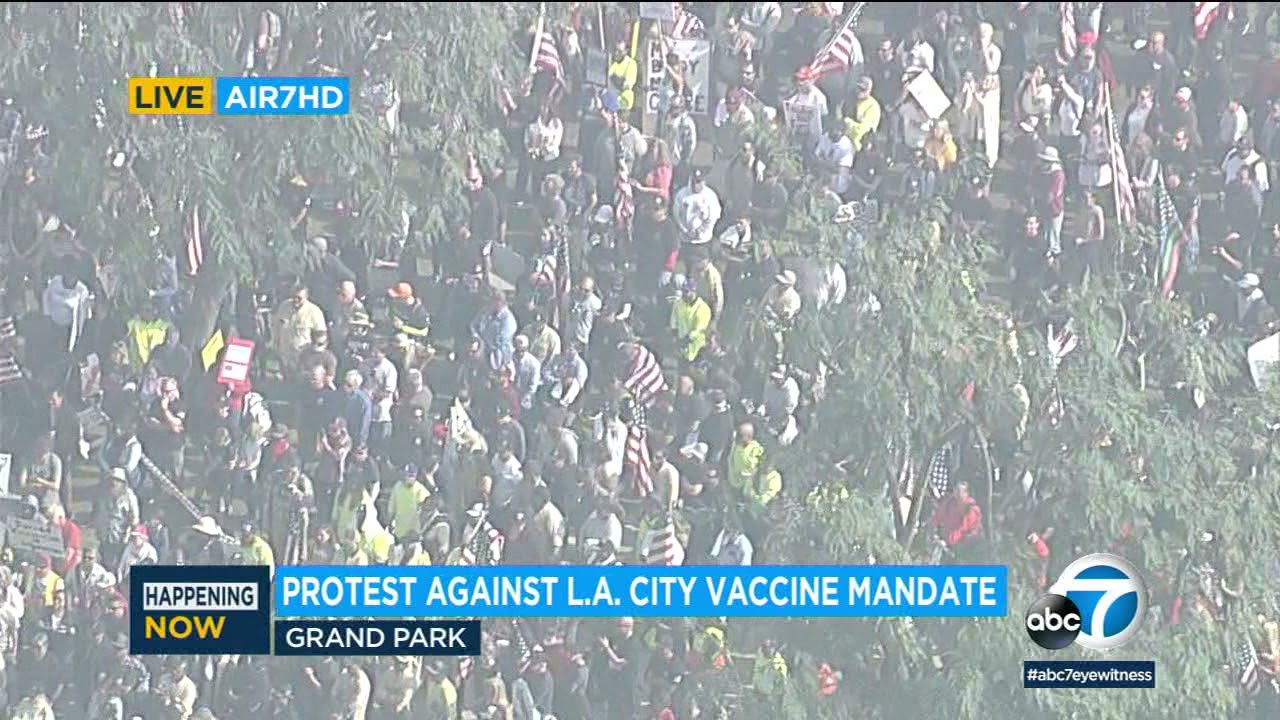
[274,620,482,656]
[1023,661,1157,689]
[131,565,271,655]
[274,565,1008,618]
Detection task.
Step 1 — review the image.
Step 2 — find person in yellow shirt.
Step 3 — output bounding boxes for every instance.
[608,42,639,111]
[422,661,458,718]
[670,280,712,361]
[843,76,882,152]
[690,255,725,322]
[728,422,782,514]
[239,525,276,576]
[752,639,789,697]
[388,464,431,541]
[126,304,171,368]
[924,119,959,173]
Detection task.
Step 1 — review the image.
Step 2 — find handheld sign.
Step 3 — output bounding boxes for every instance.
[6,516,64,561]
[216,338,256,386]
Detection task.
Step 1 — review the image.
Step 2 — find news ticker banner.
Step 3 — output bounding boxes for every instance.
[1023,661,1157,689]
[131,566,483,656]
[128,77,350,116]
[274,565,1009,618]
[133,565,1007,655]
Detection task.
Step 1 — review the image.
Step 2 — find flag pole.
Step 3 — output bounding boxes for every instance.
[811,2,865,70]
[529,2,546,75]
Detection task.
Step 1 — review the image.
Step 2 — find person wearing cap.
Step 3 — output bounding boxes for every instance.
[239,523,275,575]
[762,270,802,324]
[116,523,158,584]
[388,463,431,541]
[843,76,881,152]
[1034,146,1066,256]
[673,169,722,247]
[271,283,327,369]
[420,659,459,718]
[670,278,712,362]
[97,466,140,568]
[385,281,430,339]
[713,86,756,155]
[784,65,829,142]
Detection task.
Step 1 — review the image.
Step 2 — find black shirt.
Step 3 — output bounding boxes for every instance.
[564,172,598,220]
[467,186,500,245]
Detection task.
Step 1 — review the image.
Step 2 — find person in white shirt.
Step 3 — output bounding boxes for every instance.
[521,105,563,196]
[362,345,398,453]
[579,499,623,551]
[784,65,828,143]
[664,98,699,175]
[673,170,723,246]
[1223,136,1270,193]
[1219,98,1250,150]
[762,365,801,417]
[741,2,783,54]
[1054,74,1086,155]
[116,524,159,583]
[511,335,542,411]
[813,121,855,197]
[156,659,199,720]
[902,29,935,75]
[41,272,91,353]
[543,344,589,407]
[710,524,754,565]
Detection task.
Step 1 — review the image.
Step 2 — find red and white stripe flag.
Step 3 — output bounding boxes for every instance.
[0,354,23,388]
[1194,2,1223,40]
[1056,2,1077,65]
[670,8,706,39]
[622,342,667,405]
[459,525,504,566]
[1101,82,1136,227]
[0,316,16,340]
[643,516,685,566]
[185,203,204,276]
[808,2,866,78]
[625,393,654,497]
[531,30,563,79]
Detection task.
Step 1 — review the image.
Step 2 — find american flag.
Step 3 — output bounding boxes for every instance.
[0,354,22,389]
[1056,2,1077,65]
[1155,173,1186,299]
[531,30,563,79]
[614,172,635,229]
[1101,82,1136,227]
[808,2,866,78]
[1236,634,1262,695]
[1194,2,1223,41]
[622,342,667,405]
[926,442,953,497]
[0,316,15,340]
[625,392,654,497]
[459,522,504,565]
[185,203,204,276]
[643,515,684,566]
[670,8,706,39]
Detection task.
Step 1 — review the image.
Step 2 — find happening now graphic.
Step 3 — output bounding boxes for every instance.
[1025,553,1149,652]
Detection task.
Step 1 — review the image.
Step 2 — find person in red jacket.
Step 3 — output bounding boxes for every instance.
[930,482,982,548]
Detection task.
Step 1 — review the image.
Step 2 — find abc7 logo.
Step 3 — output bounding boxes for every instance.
[1025,553,1147,651]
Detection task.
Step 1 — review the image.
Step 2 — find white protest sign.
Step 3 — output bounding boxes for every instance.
[644,39,712,115]
[6,516,64,560]
[1249,332,1280,391]
[905,70,952,120]
[0,454,9,496]
[639,2,678,21]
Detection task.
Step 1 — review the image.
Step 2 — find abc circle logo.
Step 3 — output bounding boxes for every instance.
[1025,553,1148,651]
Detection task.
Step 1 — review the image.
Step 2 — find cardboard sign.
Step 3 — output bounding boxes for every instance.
[216,337,256,385]
[6,515,64,560]
[644,38,711,115]
[1249,332,1280,391]
[639,2,678,21]
[904,70,952,120]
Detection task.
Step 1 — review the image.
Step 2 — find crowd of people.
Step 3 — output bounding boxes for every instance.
[2,1,1280,718]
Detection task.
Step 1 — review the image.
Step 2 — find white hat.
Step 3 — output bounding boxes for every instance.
[1175,87,1192,102]
[466,502,486,518]
[191,516,223,536]
[679,441,709,461]
[1238,273,1262,290]
[1018,116,1039,133]
[775,270,797,287]
[109,467,128,483]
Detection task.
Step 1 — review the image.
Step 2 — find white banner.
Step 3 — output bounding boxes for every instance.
[645,39,712,115]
